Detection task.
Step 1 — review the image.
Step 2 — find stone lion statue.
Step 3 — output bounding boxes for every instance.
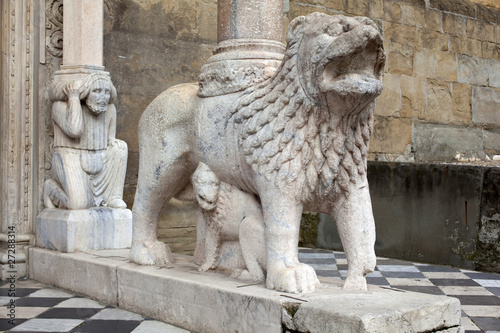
[191,162,266,281]
[130,12,385,293]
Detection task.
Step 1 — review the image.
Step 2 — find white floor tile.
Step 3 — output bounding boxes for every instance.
[90,308,144,321]
[461,305,500,317]
[439,286,494,296]
[54,297,105,308]
[11,318,83,332]
[377,265,420,272]
[131,320,190,333]
[28,288,75,298]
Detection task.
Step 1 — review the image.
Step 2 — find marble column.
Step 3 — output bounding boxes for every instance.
[35,0,132,252]
[198,0,285,97]
[0,0,38,279]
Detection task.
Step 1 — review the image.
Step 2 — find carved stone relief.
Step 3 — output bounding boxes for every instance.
[46,0,63,58]
[130,13,386,294]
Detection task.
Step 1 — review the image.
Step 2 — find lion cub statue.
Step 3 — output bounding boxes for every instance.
[192,163,266,282]
[130,12,385,293]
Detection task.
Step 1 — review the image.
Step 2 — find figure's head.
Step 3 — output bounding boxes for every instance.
[192,163,220,211]
[80,73,117,114]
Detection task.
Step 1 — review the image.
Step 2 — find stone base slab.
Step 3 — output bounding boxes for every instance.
[29,248,463,333]
[35,208,132,252]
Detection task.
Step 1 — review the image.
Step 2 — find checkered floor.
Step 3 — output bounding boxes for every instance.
[0,249,499,332]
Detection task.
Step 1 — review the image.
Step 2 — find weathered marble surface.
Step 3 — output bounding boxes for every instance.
[36,208,132,252]
[131,13,385,293]
[44,73,128,210]
[29,248,463,333]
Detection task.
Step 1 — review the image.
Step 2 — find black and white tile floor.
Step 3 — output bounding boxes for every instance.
[0,249,499,333]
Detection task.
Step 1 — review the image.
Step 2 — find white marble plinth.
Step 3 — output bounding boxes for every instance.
[35,208,132,252]
[29,248,462,333]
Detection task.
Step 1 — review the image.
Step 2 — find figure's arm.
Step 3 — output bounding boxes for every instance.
[107,104,117,143]
[52,82,84,138]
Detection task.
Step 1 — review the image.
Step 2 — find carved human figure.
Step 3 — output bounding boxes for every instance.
[191,163,266,281]
[44,73,128,209]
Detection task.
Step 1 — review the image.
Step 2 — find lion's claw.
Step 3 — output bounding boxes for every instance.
[129,240,174,265]
[266,262,319,293]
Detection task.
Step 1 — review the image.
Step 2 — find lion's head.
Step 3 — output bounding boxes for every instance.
[235,13,386,203]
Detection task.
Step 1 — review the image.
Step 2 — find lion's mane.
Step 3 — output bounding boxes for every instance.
[233,20,374,203]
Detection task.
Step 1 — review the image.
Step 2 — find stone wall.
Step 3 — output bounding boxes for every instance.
[287,0,500,163]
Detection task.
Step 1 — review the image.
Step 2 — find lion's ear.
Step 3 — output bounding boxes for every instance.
[286,16,307,45]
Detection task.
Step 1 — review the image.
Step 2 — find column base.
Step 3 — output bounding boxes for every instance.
[35,208,132,252]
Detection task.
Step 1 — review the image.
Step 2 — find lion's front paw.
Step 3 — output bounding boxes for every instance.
[266,262,319,293]
[343,275,367,291]
[129,239,174,265]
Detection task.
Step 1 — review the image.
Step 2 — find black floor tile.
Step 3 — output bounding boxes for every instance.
[299,258,335,264]
[336,264,348,270]
[315,270,341,278]
[453,295,500,306]
[380,271,426,279]
[14,297,66,307]
[37,307,102,319]
[376,259,415,266]
[391,285,446,295]
[0,288,40,297]
[417,266,462,273]
[333,252,346,259]
[0,318,27,330]
[299,249,333,254]
[366,277,389,285]
[429,279,481,287]
[486,287,500,296]
[71,319,141,333]
[464,272,500,280]
[469,316,500,331]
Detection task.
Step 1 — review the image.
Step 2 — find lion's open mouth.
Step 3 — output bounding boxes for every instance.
[319,23,385,112]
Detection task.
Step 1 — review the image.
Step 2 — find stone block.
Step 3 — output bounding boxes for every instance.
[426,80,452,123]
[374,73,401,117]
[401,75,426,119]
[343,0,370,16]
[413,49,437,78]
[35,208,132,252]
[465,38,483,58]
[370,117,412,154]
[497,25,500,44]
[484,130,500,151]
[27,248,463,333]
[472,86,500,125]
[417,28,448,51]
[402,5,441,32]
[457,55,489,86]
[476,4,500,25]
[443,13,466,38]
[429,0,476,18]
[196,1,217,42]
[370,0,384,19]
[452,83,472,124]
[300,0,343,10]
[28,248,125,305]
[387,43,414,76]
[489,61,500,88]
[383,0,403,23]
[449,36,466,55]
[413,123,484,162]
[436,51,457,81]
[482,41,500,60]
[383,22,417,46]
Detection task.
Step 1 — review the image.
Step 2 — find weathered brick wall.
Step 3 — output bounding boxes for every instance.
[287,0,500,163]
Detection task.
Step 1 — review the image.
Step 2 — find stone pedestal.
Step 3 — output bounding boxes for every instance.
[29,248,463,333]
[36,208,132,252]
